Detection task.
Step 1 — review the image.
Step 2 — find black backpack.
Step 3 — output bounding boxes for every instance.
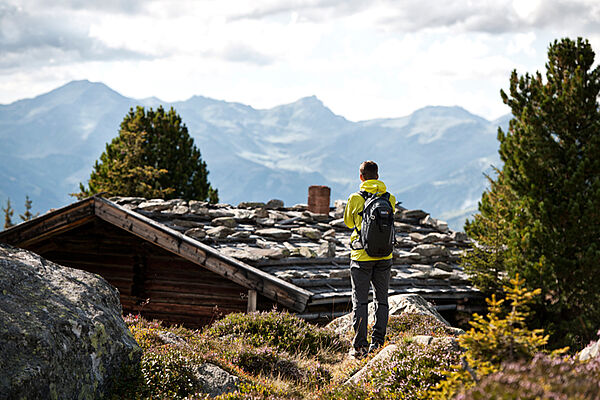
[354,191,395,257]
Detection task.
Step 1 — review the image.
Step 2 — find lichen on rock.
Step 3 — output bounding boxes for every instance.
[0,243,141,399]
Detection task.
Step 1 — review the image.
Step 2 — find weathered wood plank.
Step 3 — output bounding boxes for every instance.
[0,199,95,247]
[94,197,312,311]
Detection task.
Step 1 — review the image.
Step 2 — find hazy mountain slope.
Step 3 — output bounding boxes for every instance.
[0,80,508,230]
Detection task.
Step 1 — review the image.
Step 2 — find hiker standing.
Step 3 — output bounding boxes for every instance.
[344,160,396,358]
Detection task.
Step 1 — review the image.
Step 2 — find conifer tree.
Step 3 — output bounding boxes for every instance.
[2,198,14,229]
[466,38,600,347]
[77,106,218,202]
[19,195,39,222]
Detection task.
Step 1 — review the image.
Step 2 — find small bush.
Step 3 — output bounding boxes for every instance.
[386,313,460,341]
[138,347,198,399]
[430,274,568,399]
[458,354,600,400]
[321,339,462,400]
[204,310,348,356]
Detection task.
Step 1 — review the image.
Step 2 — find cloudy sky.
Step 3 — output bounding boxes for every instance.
[1,0,599,121]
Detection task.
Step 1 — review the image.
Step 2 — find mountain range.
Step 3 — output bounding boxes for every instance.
[0,80,508,230]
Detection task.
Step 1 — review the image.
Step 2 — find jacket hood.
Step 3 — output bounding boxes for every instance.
[360,179,387,194]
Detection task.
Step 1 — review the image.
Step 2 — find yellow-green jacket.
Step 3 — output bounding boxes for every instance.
[344,179,396,261]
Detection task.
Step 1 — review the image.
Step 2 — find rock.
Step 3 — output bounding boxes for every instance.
[451,231,469,242]
[292,227,322,240]
[345,345,398,385]
[0,244,141,399]
[137,198,171,212]
[323,228,337,238]
[171,219,201,228]
[230,231,251,239]
[333,200,346,218]
[329,218,347,228]
[206,226,235,238]
[409,232,426,242]
[237,201,266,209]
[266,199,284,209]
[170,205,190,215]
[412,244,450,258]
[394,222,414,232]
[256,217,276,226]
[157,331,187,346]
[193,362,239,397]
[290,203,308,211]
[422,232,451,243]
[330,269,350,279]
[579,339,600,361]
[255,228,292,241]
[412,335,460,350]
[185,227,207,240]
[327,294,450,336]
[421,215,449,233]
[208,209,235,218]
[298,247,317,258]
[434,262,453,272]
[317,241,336,258]
[109,197,146,206]
[388,294,451,326]
[401,209,428,220]
[211,217,237,228]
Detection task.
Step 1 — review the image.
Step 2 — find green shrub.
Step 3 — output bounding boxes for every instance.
[386,313,460,342]
[458,354,600,400]
[430,275,567,399]
[203,310,348,356]
[320,339,461,400]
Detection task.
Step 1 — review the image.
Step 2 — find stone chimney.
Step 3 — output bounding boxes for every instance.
[308,185,331,214]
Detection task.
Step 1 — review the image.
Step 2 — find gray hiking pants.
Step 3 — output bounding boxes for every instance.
[350,258,392,349]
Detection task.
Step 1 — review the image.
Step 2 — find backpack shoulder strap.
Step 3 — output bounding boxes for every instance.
[357,190,371,201]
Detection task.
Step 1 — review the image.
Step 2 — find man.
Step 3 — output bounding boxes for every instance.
[344,160,396,358]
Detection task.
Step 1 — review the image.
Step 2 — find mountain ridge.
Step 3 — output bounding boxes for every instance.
[0,80,508,230]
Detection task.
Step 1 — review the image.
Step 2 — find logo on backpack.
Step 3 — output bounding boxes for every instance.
[353,191,395,257]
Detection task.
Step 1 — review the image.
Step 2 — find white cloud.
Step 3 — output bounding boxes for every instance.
[0,0,599,122]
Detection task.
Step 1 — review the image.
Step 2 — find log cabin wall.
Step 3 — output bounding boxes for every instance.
[27,218,255,327]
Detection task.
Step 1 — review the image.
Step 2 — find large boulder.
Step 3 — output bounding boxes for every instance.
[0,244,141,399]
[327,294,451,336]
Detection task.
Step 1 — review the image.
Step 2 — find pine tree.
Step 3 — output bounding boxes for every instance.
[19,195,39,222]
[463,168,515,296]
[3,198,14,229]
[466,38,600,347]
[77,106,218,202]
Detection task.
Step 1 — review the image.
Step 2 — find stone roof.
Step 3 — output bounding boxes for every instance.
[109,196,480,319]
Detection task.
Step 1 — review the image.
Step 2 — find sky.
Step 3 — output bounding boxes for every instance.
[1,0,599,121]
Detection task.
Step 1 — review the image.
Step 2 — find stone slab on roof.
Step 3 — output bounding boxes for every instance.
[110,196,480,312]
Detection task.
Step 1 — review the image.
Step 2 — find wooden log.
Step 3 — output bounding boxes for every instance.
[247,290,257,312]
[94,197,311,312]
[0,199,95,247]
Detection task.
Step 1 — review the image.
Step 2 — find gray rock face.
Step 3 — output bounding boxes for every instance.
[0,244,141,399]
[579,339,600,361]
[327,294,450,336]
[193,362,239,397]
[345,344,398,385]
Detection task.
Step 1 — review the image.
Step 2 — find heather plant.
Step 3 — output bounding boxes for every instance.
[321,339,462,400]
[204,310,349,356]
[458,354,600,400]
[386,313,460,342]
[430,274,567,399]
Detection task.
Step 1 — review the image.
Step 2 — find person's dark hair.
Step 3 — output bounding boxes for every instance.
[360,161,378,180]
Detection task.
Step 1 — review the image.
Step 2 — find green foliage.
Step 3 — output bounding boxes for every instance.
[465,37,600,347]
[2,198,14,229]
[463,169,514,296]
[430,275,567,399]
[321,339,462,400]
[203,310,349,356]
[458,354,600,400]
[386,313,461,342]
[77,106,218,202]
[19,195,38,222]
